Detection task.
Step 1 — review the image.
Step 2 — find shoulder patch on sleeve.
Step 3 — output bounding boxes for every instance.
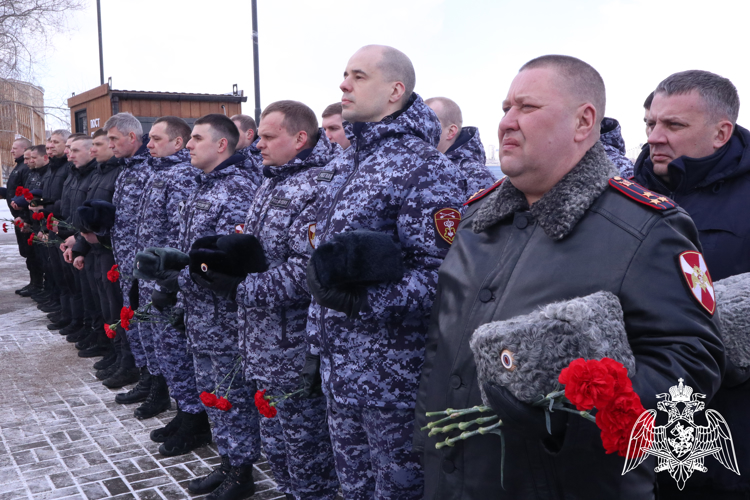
[678,250,715,315]
[464,177,505,206]
[608,176,677,211]
[434,208,461,246]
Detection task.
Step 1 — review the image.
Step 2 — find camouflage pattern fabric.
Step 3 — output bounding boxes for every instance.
[175,154,257,354]
[238,131,340,384]
[305,93,464,499]
[307,93,465,410]
[192,352,261,466]
[237,142,265,192]
[444,126,496,200]
[600,117,634,178]
[111,138,152,368]
[237,131,339,499]
[327,400,423,499]
[136,148,201,410]
[257,381,339,499]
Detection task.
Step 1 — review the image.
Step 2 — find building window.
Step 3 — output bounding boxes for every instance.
[75,109,88,134]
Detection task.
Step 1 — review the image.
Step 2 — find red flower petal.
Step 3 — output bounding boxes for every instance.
[215,397,233,412]
[200,391,218,407]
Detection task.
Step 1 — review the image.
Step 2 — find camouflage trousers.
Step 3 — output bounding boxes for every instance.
[327,400,423,500]
[119,278,156,371]
[146,307,202,414]
[255,379,339,499]
[193,351,261,466]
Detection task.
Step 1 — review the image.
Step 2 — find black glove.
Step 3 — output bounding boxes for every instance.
[483,382,567,445]
[169,307,185,333]
[128,279,140,310]
[298,353,323,398]
[134,247,189,281]
[152,288,178,312]
[190,270,243,301]
[306,259,367,318]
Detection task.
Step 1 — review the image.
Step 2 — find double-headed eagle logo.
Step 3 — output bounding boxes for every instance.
[622,379,739,489]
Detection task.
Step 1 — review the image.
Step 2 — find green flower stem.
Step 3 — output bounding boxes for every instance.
[551,405,597,422]
[267,388,305,406]
[435,420,504,449]
[425,405,493,419]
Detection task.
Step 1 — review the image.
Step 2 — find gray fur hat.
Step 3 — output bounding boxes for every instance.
[713,272,750,368]
[470,291,636,405]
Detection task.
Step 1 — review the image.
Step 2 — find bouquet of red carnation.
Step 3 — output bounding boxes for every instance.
[102,302,157,338]
[559,358,648,457]
[200,356,242,412]
[31,212,44,221]
[2,223,8,233]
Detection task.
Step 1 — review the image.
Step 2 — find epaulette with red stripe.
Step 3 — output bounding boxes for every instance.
[463,177,505,206]
[608,176,677,210]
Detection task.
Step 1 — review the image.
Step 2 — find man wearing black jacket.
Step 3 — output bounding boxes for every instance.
[633,70,750,499]
[6,137,33,294]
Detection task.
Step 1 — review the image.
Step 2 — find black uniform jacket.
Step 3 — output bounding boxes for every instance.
[414,142,725,500]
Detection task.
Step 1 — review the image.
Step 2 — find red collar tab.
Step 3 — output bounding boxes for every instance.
[464,177,505,206]
[608,176,677,211]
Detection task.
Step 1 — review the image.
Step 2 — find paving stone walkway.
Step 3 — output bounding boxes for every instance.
[0,224,285,499]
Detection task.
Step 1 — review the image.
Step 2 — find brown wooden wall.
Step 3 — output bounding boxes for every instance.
[1,79,46,184]
[118,99,242,119]
[69,94,112,135]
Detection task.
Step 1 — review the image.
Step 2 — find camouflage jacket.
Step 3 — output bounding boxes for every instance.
[307,93,466,409]
[111,139,152,277]
[237,141,265,191]
[445,126,496,199]
[600,117,634,178]
[136,148,197,251]
[176,154,258,354]
[237,131,339,384]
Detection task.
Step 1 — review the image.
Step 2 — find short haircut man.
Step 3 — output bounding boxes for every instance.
[521,54,606,128]
[321,102,350,150]
[32,144,47,157]
[416,55,724,500]
[92,128,107,139]
[51,129,71,141]
[193,113,239,153]
[12,137,32,155]
[153,116,192,147]
[103,113,143,136]
[231,114,258,150]
[260,100,318,149]
[425,96,463,153]
[104,112,144,159]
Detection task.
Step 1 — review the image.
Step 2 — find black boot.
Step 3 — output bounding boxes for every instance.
[15,283,32,295]
[113,366,151,402]
[96,361,120,381]
[59,319,84,336]
[158,410,212,456]
[103,365,140,389]
[151,407,184,443]
[66,328,89,343]
[79,338,111,358]
[206,464,255,500]
[134,374,171,419]
[94,350,117,370]
[74,326,97,350]
[188,456,231,494]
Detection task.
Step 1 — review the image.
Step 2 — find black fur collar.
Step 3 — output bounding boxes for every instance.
[472,141,617,240]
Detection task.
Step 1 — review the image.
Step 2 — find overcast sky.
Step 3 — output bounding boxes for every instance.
[32,0,750,160]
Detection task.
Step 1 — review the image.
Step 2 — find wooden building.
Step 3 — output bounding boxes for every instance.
[67,83,247,136]
[0,79,46,183]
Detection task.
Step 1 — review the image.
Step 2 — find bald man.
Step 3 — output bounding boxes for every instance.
[306,44,465,499]
[415,55,724,499]
[426,97,495,198]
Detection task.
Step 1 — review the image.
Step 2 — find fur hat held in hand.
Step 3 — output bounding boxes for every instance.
[311,230,404,288]
[470,291,636,405]
[189,234,266,278]
[78,200,116,232]
[713,272,750,368]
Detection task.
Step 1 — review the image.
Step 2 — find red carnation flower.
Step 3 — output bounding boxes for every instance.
[27,234,34,246]
[104,324,117,339]
[215,397,233,412]
[107,264,120,283]
[23,189,33,201]
[120,306,135,331]
[200,391,218,407]
[32,212,44,221]
[254,390,277,418]
[46,213,54,231]
[2,223,7,233]
[596,391,648,457]
[15,186,24,196]
[558,358,616,411]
